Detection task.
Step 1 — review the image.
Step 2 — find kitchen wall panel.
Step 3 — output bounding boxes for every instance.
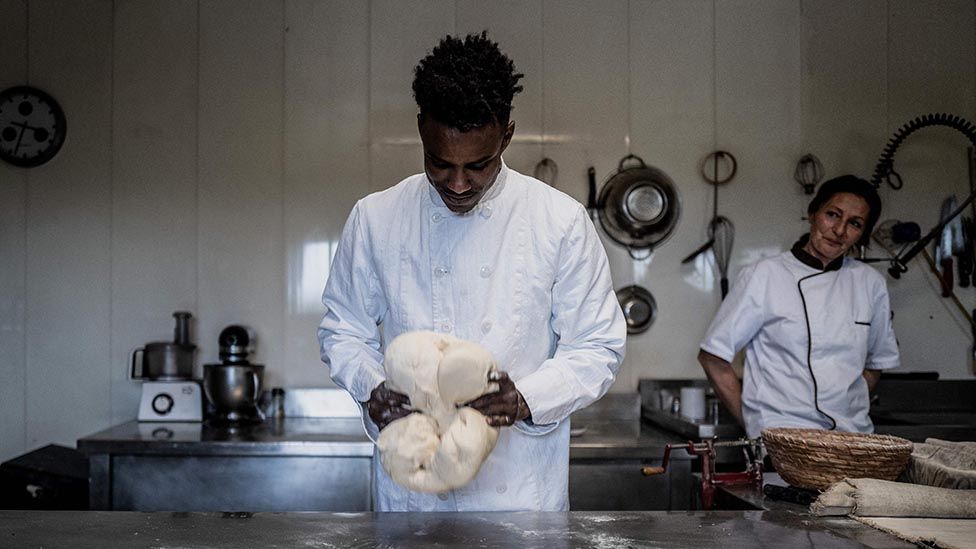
[111,0,199,424]
[24,0,113,449]
[368,0,454,197]
[884,0,976,379]
[0,0,29,462]
[1,0,976,457]
[283,0,370,387]
[616,0,716,388]
[197,0,285,382]
[456,0,544,177]
[800,0,887,178]
[542,0,629,204]
[715,0,805,266]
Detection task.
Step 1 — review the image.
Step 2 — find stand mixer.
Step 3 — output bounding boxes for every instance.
[203,325,266,424]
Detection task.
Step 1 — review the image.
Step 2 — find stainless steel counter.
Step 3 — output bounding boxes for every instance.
[76,417,685,460]
[0,510,913,548]
[76,411,690,511]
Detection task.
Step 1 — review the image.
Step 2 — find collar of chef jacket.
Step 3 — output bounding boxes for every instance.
[426,160,510,214]
[791,234,844,272]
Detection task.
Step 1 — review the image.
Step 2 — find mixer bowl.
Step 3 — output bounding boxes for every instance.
[203,363,265,422]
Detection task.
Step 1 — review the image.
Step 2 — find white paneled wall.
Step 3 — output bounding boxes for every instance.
[0,0,29,460]
[0,0,974,461]
[24,0,114,452]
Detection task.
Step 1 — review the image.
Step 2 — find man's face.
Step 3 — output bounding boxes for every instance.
[418,114,514,214]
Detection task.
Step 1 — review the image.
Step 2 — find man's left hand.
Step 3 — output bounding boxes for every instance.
[464,371,531,427]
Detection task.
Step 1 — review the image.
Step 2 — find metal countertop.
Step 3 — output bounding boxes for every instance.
[77,417,687,460]
[0,510,913,548]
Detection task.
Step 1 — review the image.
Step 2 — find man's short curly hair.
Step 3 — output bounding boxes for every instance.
[413,31,524,132]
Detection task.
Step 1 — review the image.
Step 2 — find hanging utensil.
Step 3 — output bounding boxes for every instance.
[712,217,735,298]
[586,166,598,222]
[615,285,657,334]
[793,154,824,195]
[597,154,681,260]
[936,196,958,297]
[684,151,737,298]
[533,157,558,186]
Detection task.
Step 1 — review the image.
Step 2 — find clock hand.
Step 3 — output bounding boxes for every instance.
[9,120,47,155]
[11,123,26,155]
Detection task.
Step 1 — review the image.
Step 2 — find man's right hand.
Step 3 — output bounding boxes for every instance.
[367,382,413,430]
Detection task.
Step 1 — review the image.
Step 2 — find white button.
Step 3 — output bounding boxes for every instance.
[480,265,492,278]
[431,212,443,222]
[481,205,493,218]
[496,484,506,494]
[481,319,492,334]
[438,492,449,501]
[434,267,450,278]
[440,323,452,333]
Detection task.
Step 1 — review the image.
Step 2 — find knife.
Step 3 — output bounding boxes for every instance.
[937,196,957,297]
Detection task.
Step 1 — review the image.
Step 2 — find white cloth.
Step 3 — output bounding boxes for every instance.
[700,246,899,438]
[318,162,626,511]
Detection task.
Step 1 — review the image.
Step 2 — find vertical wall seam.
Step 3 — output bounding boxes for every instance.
[281,0,287,376]
[22,0,30,453]
[540,0,546,157]
[626,0,632,154]
[108,0,116,424]
[712,0,717,150]
[195,0,201,329]
[367,0,373,190]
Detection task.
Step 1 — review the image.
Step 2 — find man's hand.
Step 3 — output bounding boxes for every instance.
[367,382,413,430]
[464,371,531,427]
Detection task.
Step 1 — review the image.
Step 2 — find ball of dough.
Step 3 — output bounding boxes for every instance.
[428,407,500,489]
[377,331,501,493]
[437,340,498,406]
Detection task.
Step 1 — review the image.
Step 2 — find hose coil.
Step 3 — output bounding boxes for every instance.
[871,113,976,190]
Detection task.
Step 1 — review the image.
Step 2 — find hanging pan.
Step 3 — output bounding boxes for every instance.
[597,154,681,260]
[616,285,657,334]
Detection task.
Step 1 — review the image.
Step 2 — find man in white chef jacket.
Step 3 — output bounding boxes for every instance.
[317,32,626,511]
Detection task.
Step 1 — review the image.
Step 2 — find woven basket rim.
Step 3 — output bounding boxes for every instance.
[761,427,912,449]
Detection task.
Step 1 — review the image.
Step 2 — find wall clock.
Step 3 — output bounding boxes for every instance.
[0,86,67,167]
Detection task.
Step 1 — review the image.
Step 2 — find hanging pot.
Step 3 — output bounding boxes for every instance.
[616,285,657,334]
[598,154,681,260]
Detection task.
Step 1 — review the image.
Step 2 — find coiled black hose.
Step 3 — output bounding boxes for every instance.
[871,113,976,189]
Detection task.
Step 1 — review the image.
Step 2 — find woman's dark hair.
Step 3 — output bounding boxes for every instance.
[807,174,882,247]
[412,31,524,132]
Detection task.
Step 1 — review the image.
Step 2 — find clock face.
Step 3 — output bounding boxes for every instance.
[0,86,67,168]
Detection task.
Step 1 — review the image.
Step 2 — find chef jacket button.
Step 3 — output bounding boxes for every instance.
[431,212,443,222]
[480,265,492,278]
[481,320,492,334]
[481,205,493,219]
[496,484,506,494]
[438,492,449,501]
[434,266,450,277]
[440,323,452,333]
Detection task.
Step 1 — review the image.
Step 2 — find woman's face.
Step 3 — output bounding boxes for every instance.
[806,192,871,265]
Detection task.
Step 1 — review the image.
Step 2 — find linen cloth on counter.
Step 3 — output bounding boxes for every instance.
[906,439,976,490]
[853,517,976,549]
[318,162,626,511]
[810,478,976,518]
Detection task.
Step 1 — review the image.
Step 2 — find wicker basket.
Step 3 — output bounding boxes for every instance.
[762,428,913,491]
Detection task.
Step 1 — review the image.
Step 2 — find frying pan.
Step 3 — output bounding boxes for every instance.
[597,155,681,259]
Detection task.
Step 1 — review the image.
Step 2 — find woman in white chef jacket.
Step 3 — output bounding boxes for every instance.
[698,175,900,438]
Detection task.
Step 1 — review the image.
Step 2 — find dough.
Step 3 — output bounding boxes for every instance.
[377,331,500,493]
